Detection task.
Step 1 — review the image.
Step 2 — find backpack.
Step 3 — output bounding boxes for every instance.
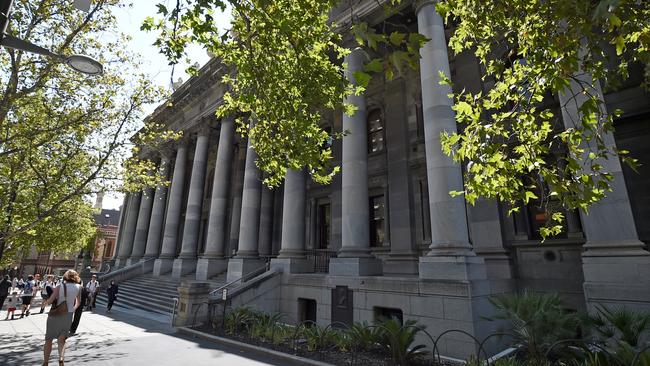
[24,281,33,294]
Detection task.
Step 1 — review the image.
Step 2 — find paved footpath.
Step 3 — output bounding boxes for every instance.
[0,297,280,366]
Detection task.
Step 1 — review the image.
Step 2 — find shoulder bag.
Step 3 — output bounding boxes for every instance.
[48,283,68,317]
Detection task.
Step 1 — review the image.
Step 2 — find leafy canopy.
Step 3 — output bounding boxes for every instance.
[436,0,649,237]
[143,0,426,186]
[0,0,177,266]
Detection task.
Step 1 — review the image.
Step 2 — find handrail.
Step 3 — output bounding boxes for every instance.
[98,257,156,284]
[171,297,179,326]
[208,261,270,297]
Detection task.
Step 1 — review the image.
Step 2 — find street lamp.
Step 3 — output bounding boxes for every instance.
[0,0,103,75]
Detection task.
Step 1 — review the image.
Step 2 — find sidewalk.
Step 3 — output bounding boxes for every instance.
[0,298,280,365]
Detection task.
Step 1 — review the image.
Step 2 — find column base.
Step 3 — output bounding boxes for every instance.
[125,257,142,267]
[114,257,129,268]
[172,257,198,278]
[270,257,313,274]
[383,254,419,275]
[419,255,487,281]
[153,257,175,276]
[226,258,265,283]
[329,257,382,276]
[196,257,228,280]
[582,252,650,312]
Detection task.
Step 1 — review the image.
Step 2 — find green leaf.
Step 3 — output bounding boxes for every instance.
[389,31,406,46]
[353,71,372,88]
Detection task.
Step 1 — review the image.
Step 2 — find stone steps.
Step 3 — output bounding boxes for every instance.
[95,273,227,316]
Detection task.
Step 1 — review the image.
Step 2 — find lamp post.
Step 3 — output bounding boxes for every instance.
[0,0,103,75]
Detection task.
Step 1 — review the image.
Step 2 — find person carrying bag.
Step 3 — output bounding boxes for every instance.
[42,270,81,366]
[48,283,68,317]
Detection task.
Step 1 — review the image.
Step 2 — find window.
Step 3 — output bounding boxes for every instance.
[373,307,403,325]
[369,195,385,247]
[367,109,385,153]
[317,203,331,249]
[298,298,317,325]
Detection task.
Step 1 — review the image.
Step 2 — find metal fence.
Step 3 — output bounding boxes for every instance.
[305,249,336,273]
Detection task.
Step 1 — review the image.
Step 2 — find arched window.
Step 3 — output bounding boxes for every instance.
[367,109,385,153]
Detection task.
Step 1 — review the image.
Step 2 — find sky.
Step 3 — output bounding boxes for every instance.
[99,1,231,210]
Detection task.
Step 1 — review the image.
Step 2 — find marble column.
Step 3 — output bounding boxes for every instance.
[144,156,171,259]
[226,133,264,282]
[197,117,235,280]
[115,192,141,268]
[110,194,130,263]
[416,0,485,281]
[153,142,188,276]
[173,132,210,278]
[558,72,650,311]
[227,143,247,256]
[272,169,312,273]
[384,78,419,275]
[329,48,382,276]
[127,187,154,265]
[258,185,274,258]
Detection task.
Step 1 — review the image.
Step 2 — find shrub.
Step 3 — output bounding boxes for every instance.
[224,306,256,335]
[300,324,338,352]
[584,305,650,348]
[346,321,382,352]
[376,318,428,365]
[485,291,579,360]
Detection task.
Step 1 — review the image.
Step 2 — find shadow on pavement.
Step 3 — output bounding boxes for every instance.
[0,331,128,365]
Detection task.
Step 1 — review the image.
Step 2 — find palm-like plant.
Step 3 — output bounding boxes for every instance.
[585,305,650,348]
[224,306,256,335]
[376,318,428,365]
[484,292,579,360]
[346,321,382,352]
[301,324,337,351]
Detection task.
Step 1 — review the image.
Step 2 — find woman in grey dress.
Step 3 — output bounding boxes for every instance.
[42,270,81,366]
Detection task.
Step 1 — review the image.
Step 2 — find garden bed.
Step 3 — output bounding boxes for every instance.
[192,323,456,366]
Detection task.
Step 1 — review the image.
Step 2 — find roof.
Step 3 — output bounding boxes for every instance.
[93,209,120,227]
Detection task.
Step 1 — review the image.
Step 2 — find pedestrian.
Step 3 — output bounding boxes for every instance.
[85,275,100,310]
[20,274,35,318]
[17,277,24,290]
[11,277,17,292]
[42,269,81,366]
[0,275,11,316]
[106,280,118,312]
[69,282,89,335]
[5,291,18,320]
[39,275,56,314]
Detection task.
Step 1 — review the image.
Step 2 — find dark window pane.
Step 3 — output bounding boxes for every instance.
[367,109,385,153]
[369,195,385,247]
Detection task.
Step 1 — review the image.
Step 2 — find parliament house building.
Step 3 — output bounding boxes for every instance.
[109,0,650,358]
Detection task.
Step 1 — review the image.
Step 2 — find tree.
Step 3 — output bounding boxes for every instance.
[436,0,649,237]
[0,0,177,266]
[147,0,648,237]
[143,0,426,186]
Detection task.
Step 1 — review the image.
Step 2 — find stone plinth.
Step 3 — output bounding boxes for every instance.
[329,257,382,276]
[419,256,487,281]
[172,257,198,278]
[195,257,228,281]
[270,257,313,274]
[153,257,174,276]
[226,258,265,283]
[173,281,211,327]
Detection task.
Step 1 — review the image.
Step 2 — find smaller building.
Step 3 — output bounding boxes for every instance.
[12,196,121,276]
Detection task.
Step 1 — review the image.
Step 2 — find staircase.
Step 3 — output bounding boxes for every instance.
[95,273,227,316]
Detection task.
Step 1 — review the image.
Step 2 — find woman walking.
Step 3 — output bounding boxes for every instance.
[42,270,81,366]
[106,280,118,312]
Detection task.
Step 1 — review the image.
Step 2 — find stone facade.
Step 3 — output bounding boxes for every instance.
[114,1,650,358]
